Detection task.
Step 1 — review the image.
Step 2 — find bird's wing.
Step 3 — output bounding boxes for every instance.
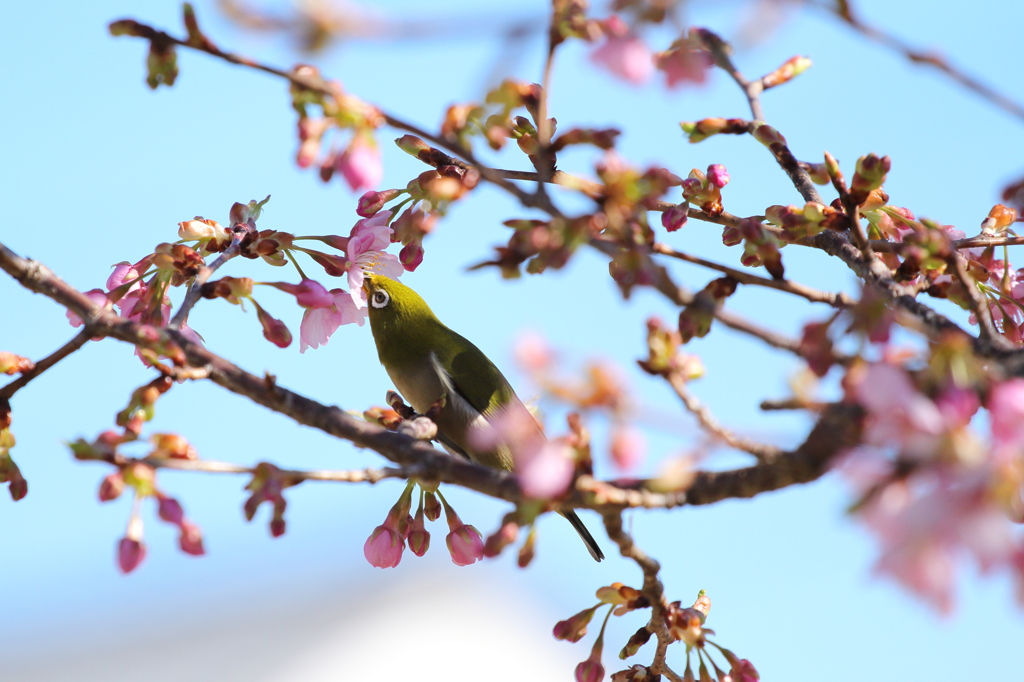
[435,331,518,416]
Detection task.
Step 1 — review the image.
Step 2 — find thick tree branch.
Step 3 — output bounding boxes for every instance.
[0,242,874,512]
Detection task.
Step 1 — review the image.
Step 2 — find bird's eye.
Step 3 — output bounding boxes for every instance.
[371,290,390,309]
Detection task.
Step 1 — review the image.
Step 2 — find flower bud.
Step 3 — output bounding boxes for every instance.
[157,495,185,525]
[423,491,442,522]
[179,520,205,556]
[396,134,431,158]
[98,472,125,502]
[553,605,598,643]
[483,521,519,557]
[118,537,146,573]
[661,205,688,232]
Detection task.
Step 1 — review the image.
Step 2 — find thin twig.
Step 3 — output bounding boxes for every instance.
[667,373,783,462]
[168,234,242,329]
[653,242,855,308]
[815,0,1024,124]
[143,455,411,483]
[0,328,94,400]
[945,251,1009,349]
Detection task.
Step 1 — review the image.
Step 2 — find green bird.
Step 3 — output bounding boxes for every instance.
[364,274,604,562]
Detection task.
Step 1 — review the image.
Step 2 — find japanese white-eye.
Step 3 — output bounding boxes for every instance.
[364,274,604,562]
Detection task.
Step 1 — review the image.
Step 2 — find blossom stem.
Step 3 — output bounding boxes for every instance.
[0,328,93,400]
[284,249,309,281]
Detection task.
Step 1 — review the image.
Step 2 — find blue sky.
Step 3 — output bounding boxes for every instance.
[1,1,1022,679]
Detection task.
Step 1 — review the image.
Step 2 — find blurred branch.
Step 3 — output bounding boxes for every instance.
[667,373,784,463]
[653,242,855,308]
[815,0,1024,123]
[143,455,412,484]
[0,328,93,400]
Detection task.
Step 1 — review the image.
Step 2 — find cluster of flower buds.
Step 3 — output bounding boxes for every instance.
[362,482,485,568]
[109,19,179,89]
[679,164,729,217]
[765,201,845,241]
[596,152,681,234]
[0,352,34,377]
[848,153,892,207]
[471,215,599,279]
[557,586,750,682]
[244,462,294,538]
[722,217,784,279]
[115,375,173,435]
[68,424,205,573]
[289,64,385,192]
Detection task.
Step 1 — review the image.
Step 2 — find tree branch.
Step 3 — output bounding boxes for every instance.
[0,328,94,400]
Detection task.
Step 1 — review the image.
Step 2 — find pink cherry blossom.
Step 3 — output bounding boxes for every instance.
[861,470,1015,613]
[590,16,653,85]
[610,425,646,471]
[106,261,143,294]
[852,362,945,458]
[66,289,109,327]
[468,405,575,499]
[513,332,555,373]
[363,525,405,568]
[655,44,713,88]
[345,211,403,308]
[299,289,366,353]
[988,379,1024,452]
[336,134,383,192]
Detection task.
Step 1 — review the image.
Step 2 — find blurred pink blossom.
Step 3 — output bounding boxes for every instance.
[590,16,653,85]
[117,536,146,574]
[610,425,646,471]
[336,135,383,192]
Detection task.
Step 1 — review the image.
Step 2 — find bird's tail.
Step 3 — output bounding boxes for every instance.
[561,510,605,562]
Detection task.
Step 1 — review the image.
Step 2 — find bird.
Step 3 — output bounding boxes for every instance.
[363,274,604,562]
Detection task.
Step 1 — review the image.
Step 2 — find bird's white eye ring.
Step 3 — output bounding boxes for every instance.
[371,290,390,309]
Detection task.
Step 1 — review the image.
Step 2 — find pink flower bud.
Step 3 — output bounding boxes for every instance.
[399,242,424,272]
[553,605,598,643]
[446,524,485,566]
[729,659,759,682]
[118,537,146,574]
[483,521,519,558]
[396,134,430,158]
[254,302,293,348]
[661,205,688,232]
[179,520,205,556]
[610,426,646,471]
[423,491,442,522]
[575,656,605,682]
[357,188,402,217]
[157,495,185,525]
[98,472,124,502]
[407,510,430,557]
[270,516,286,538]
[363,525,405,568]
[706,164,730,188]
